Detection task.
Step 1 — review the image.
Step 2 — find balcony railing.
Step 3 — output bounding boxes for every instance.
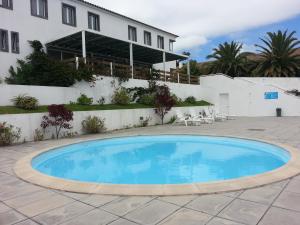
[64,57,200,85]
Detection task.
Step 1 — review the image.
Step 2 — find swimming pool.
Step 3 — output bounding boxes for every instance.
[32,135,290,185]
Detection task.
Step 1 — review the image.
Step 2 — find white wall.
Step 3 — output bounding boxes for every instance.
[0,0,178,80]
[0,106,210,142]
[0,76,204,106]
[200,75,300,117]
[1,74,300,118]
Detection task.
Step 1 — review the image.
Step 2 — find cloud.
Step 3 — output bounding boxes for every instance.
[86,0,300,51]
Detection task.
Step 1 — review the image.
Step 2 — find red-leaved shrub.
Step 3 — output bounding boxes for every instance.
[41,105,73,139]
[154,85,176,125]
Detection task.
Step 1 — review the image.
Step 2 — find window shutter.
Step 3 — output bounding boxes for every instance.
[31,0,37,15]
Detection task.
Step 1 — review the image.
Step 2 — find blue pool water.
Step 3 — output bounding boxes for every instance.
[32,136,290,185]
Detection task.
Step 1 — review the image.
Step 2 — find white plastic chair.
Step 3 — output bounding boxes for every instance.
[173,110,190,126]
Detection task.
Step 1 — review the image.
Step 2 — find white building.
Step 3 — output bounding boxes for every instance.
[0,0,188,80]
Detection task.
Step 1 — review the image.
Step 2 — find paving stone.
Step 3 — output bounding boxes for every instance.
[0,209,26,225]
[285,178,300,194]
[221,191,243,198]
[273,191,300,212]
[0,202,11,213]
[207,217,244,225]
[158,208,212,225]
[14,220,40,225]
[33,201,94,225]
[60,208,117,225]
[268,179,289,189]
[238,185,281,205]
[124,200,179,225]
[17,194,75,217]
[108,218,138,225]
[4,190,56,209]
[79,195,119,207]
[258,206,300,225]
[60,192,90,200]
[158,195,197,206]
[218,199,268,225]
[186,194,233,215]
[102,196,153,216]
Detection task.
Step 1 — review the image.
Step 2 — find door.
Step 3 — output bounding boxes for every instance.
[219,93,229,115]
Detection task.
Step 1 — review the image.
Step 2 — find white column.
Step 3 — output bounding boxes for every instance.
[187,60,191,84]
[82,31,86,64]
[110,62,113,76]
[163,51,166,81]
[129,43,134,78]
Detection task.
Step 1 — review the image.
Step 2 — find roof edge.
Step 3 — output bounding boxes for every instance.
[74,0,179,38]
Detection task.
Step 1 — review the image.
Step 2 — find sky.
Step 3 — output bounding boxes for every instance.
[86,0,300,61]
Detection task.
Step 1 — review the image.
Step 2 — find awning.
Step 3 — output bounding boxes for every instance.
[46,31,187,64]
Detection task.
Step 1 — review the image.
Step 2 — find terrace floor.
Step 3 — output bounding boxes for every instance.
[1,117,300,225]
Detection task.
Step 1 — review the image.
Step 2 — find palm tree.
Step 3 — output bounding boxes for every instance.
[207,41,248,77]
[255,30,300,77]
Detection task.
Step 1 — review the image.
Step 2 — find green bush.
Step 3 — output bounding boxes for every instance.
[112,88,130,105]
[5,40,94,87]
[77,93,93,105]
[0,122,21,146]
[138,94,155,106]
[82,116,106,134]
[11,94,39,110]
[171,94,182,105]
[185,96,197,104]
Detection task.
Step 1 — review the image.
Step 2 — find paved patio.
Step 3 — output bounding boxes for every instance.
[1,117,300,225]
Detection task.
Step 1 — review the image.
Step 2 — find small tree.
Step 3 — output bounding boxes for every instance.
[41,105,73,139]
[154,85,176,125]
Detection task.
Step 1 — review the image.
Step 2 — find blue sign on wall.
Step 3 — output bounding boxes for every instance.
[264,92,278,100]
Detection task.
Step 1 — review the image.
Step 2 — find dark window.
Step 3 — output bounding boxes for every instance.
[62,4,76,27]
[169,40,175,51]
[0,0,13,10]
[31,0,48,19]
[0,29,9,52]
[88,12,100,31]
[157,35,164,49]
[144,31,151,46]
[128,26,137,42]
[11,31,19,53]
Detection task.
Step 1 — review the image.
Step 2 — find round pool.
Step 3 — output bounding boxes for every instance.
[32,135,290,185]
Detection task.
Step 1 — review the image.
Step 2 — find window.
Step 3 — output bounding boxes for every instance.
[128,26,137,42]
[144,31,151,46]
[0,0,13,10]
[169,40,175,51]
[11,32,19,53]
[0,29,8,52]
[62,4,76,27]
[31,0,48,19]
[88,12,100,31]
[157,35,164,49]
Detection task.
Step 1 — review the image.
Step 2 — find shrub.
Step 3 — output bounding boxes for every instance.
[168,115,177,124]
[82,116,106,134]
[41,105,73,139]
[11,94,39,110]
[97,97,105,105]
[171,94,182,105]
[185,96,197,104]
[139,116,152,127]
[33,129,44,142]
[139,94,155,106]
[112,88,130,105]
[154,85,176,125]
[0,122,21,146]
[77,93,93,105]
[5,40,94,87]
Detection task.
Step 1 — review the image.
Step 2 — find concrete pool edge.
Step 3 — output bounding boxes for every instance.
[14,135,300,196]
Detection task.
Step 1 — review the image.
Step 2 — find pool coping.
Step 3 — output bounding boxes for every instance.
[14,135,300,196]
